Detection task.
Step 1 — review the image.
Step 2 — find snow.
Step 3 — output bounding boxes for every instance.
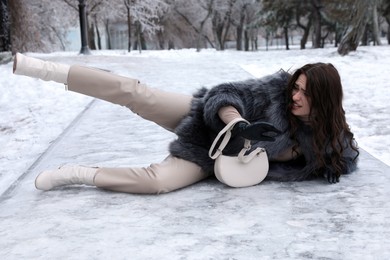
[0,46,389,259]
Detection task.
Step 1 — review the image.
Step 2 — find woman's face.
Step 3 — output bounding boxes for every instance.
[291,74,311,119]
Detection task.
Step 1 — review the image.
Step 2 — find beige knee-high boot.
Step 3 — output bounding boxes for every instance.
[35,166,97,191]
[67,65,192,131]
[13,53,70,84]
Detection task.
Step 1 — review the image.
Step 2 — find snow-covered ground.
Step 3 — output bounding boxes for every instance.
[0,46,389,259]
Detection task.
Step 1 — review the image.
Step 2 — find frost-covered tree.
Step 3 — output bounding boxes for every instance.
[337,0,371,56]
[153,0,199,50]
[320,0,352,47]
[261,0,295,50]
[231,0,262,51]
[121,0,168,52]
[96,3,121,50]
[9,0,390,53]
[210,0,234,51]
[295,0,312,49]
[162,0,262,51]
[173,0,215,51]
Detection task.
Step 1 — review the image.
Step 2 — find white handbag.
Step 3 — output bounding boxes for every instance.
[208,118,269,188]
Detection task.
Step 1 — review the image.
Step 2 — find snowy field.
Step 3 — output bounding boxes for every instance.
[0,46,389,259]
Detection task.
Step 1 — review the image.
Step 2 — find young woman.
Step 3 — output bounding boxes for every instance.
[13,53,359,194]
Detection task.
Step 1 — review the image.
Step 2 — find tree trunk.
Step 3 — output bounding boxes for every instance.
[284,26,289,50]
[175,7,213,51]
[0,0,10,52]
[9,0,46,53]
[220,24,231,51]
[104,19,111,50]
[88,22,96,50]
[134,21,142,53]
[311,0,321,48]
[371,0,381,46]
[265,30,270,51]
[361,25,368,46]
[211,14,223,50]
[236,5,245,51]
[300,17,312,49]
[212,0,234,51]
[296,4,312,50]
[140,31,146,50]
[334,23,343,47]
[168,39,174,50]
[387,17,390,44]
[156,29,164,50]
[85,8,95,51]
[94,16,101,50]
[126,5,132,52]
[244,30,249,51]
[337,0,370,56]
[236,26,243,50]
[212,16,225,50]
[196,18,208,52]
[133,22,146,52]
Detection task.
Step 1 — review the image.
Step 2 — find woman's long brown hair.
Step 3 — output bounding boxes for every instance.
[286,63,359,178]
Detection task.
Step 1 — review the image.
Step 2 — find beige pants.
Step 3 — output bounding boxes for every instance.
[68,65,191,132]
[67,66,209,194]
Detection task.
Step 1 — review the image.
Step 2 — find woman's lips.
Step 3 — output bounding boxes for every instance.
[292,103,301,109]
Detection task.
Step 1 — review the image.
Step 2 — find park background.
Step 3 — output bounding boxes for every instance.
[0,1,389,259]
[1,0,390,55]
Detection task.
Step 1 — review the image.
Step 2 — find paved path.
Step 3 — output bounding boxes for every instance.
[0,54,389,259]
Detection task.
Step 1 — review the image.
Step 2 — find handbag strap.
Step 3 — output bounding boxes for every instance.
[209,118,250,160]
[238,147,265,163]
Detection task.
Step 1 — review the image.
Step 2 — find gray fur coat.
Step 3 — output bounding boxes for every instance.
[169,70,358,182]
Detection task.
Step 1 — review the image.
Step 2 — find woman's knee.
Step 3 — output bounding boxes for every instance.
[143,170,179,194]
[146,159,207,194]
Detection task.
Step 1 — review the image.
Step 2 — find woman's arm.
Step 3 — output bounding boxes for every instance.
[218,106,243,124]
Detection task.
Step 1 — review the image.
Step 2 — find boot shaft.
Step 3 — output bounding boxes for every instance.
[13,53,70,84]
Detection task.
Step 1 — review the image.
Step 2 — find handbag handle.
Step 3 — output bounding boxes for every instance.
[209,118,250,160]
[238,146,265,163]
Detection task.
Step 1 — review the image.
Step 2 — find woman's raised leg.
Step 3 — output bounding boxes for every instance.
[13,53,192,131]
[67,65,192,131]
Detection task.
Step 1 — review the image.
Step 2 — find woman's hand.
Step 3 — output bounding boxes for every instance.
[232,121,281,141]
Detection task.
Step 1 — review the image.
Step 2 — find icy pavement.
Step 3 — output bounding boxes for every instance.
[1,50,390,259]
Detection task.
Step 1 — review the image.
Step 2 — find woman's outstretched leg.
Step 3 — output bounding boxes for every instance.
[35,156,209,194]
[13,53,192,131]
[67,65,191,131]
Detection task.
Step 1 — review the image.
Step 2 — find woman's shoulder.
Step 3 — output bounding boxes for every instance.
[238,69,290,86]
[233,70,291,96]
[210,70,290,96]
[260,69,291,82]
